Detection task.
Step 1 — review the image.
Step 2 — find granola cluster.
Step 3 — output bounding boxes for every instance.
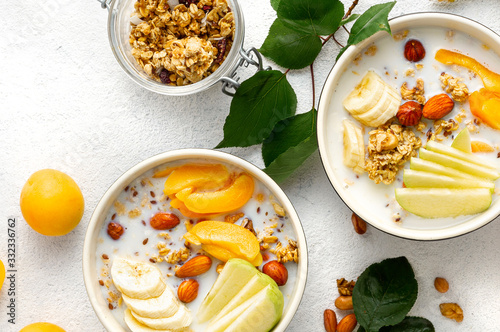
[401,79,426,104]
[270,239,299,264]
[366,123,422,184]
[439,73,469,103]
[129,0,235,86]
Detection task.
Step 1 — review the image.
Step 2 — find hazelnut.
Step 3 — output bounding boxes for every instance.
[107,222,124,240]
[262,260,288,286]
[397,101,423,126]
[404,39,426,62]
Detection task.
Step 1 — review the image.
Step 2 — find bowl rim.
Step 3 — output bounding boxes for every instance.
[317,12,500,241]
[82,148,308,331]
[106,0,245,96]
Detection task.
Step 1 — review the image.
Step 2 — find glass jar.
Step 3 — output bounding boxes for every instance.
[101,0,264,96]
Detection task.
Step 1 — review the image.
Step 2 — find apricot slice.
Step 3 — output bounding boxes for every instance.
[164,164,231,196]
[183,220,261,265]
[153,167,177,178]
[435,49,500,92]
[471,141,495,153]
[170,198,214,219]
[202,244,263,266]
[175,173,254,214]
[469,89,500,129]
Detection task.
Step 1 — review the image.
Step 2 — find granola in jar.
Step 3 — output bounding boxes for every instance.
[129,0,235,86]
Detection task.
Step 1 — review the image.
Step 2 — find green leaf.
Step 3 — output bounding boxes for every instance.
[263,109,318,183]
[353,257,418,332]
[340,14,360,26]
[379,317,435,332]
[216,71,297,148]
[260,19,322,69]
[271,0,280,11]
[336,46,348,61]
[346,1,396,46]
[277,0,344,35]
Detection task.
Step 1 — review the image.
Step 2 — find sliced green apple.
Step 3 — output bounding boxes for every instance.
[410,157,484,181]
[211,273,277,324]
[451,128,472,153]
[206,285,284,332]
[197,259,258,323]
[395,188,492,218]
[426,140,498,170]
[419,148,500,180]
[403,169,494,192]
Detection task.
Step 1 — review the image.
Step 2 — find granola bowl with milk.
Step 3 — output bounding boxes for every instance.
[83,149,307,332]
[318,13,500,240]
[105,0,246,95]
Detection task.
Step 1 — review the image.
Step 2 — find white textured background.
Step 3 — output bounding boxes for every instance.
[1,0,500,331]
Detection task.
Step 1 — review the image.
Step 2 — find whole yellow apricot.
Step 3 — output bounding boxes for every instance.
[0,259,5,291]
[19,322,66,332]
[20,169,84,236]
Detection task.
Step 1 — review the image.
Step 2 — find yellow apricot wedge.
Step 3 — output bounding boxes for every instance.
[0,259,5,292]
[170,198,214,219]
[175,173,254,214]
[469,89,500,129]
[164,164,231,196]
[183,220,261,265]
[202,244,263,266]
[471,141,495,153]
[435,49,500,93]
[153,166,178,178]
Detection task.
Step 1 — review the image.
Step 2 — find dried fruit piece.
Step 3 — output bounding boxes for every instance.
[324,309,337,332]
[469,88,500,129]
[335,296,353,310]
[422,94,454,120]
[440,302,464,322]
[262,260,288,286]
[177,279,199,303]
[404,39,426,62]
[107,222,124,240]
[397,101,423,126]
[150,212,180,230]
[471,141,495,153]
[175,255,212,278]
[351,213,367,235]
[434,277,449,293]
[337,313,357,332]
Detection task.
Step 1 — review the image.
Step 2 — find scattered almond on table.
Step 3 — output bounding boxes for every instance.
[323,309,337,332]
[351,212,367,234]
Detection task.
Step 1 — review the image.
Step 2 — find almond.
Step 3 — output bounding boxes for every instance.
[337,314,357,332]
[324,309,337,332]
[177,279,199,303]
[262,260,288,286]
[434,277,449,293]
[335,296,353,310]
[422,94,454,120]
[150,212,180,230]
[175,255,212,278]
[351,213,367,235]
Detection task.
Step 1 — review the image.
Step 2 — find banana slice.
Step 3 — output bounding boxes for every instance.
[343,71,386,115]
[343,120,365,174]
[122,285,179,319]
[124,309,186,332]
[354,84,401,127]
[131,305,193,330]
[111,258,166,300]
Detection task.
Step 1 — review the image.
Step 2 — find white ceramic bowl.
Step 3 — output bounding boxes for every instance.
[83,149,308,331]
[317,13,500,240]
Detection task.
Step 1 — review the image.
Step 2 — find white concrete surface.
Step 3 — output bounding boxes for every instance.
[1,0,499,331]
